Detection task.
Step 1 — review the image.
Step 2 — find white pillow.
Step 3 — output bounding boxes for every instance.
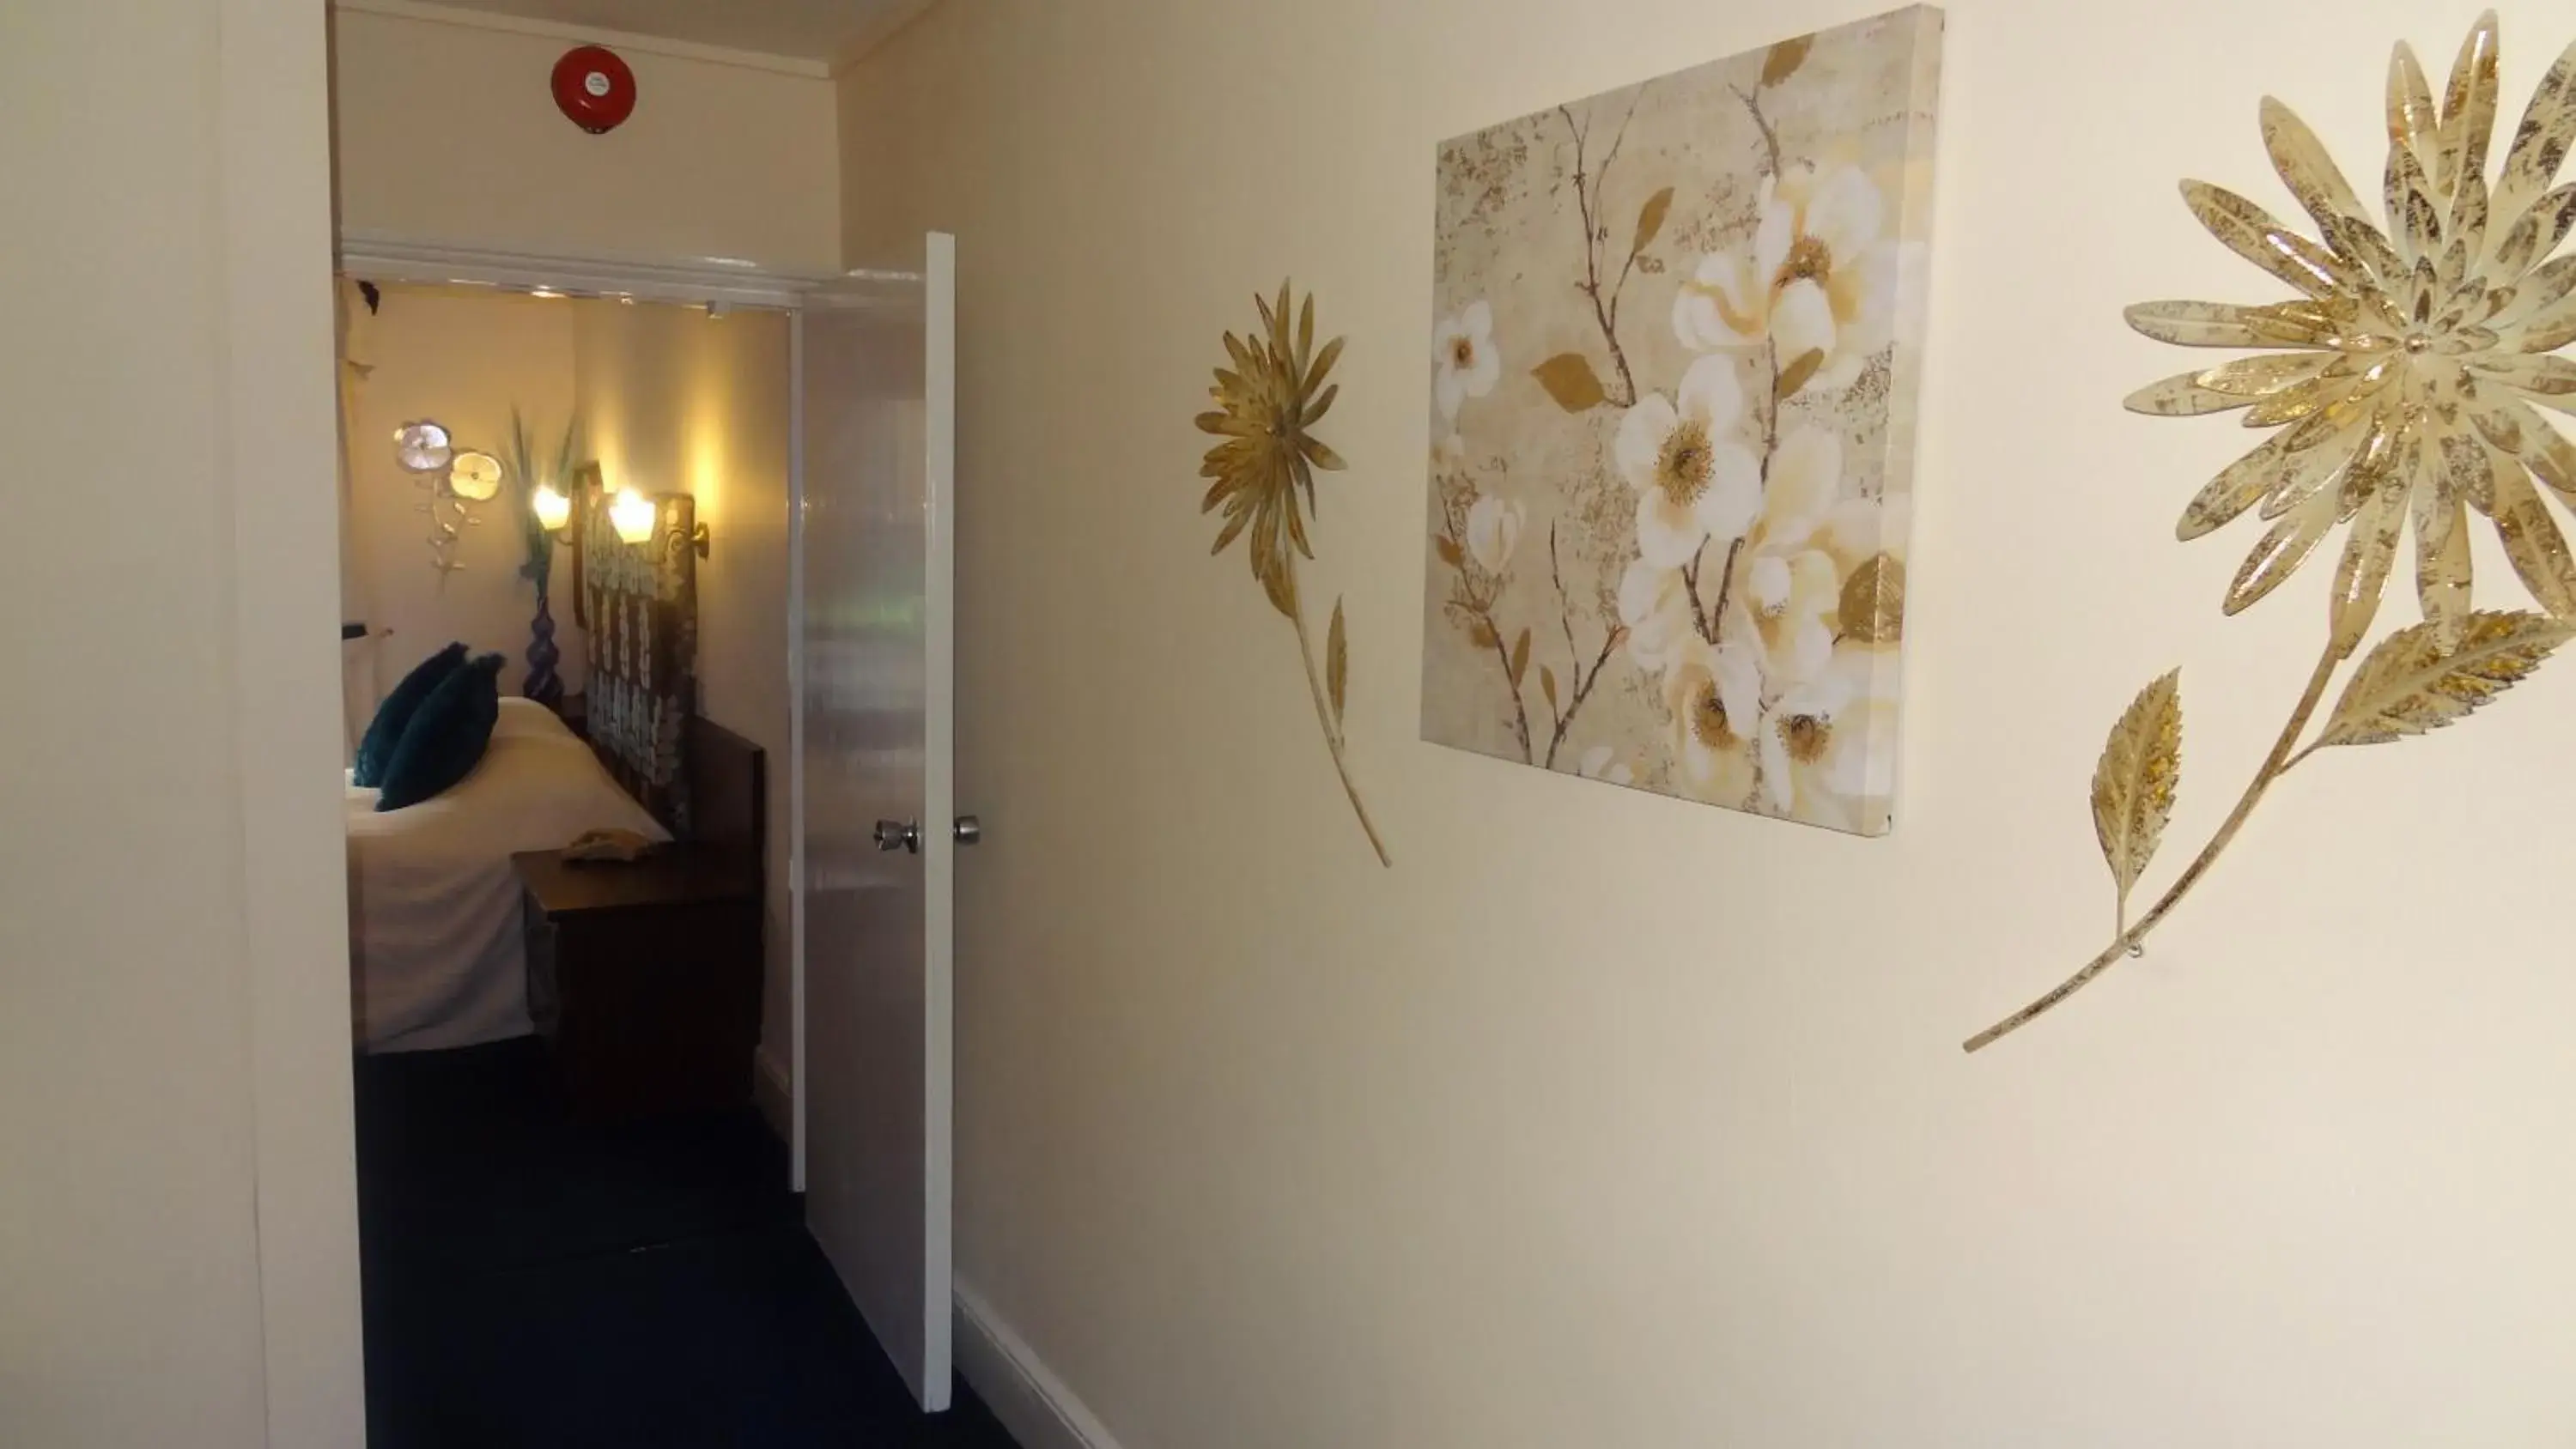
[491,696,578,744]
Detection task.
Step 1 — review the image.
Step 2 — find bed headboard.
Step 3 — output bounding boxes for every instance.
[682,716,765,867]
[577,483,699,832]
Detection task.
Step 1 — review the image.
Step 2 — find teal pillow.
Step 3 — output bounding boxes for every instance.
[355,641,466,788]
[375,653,504,812]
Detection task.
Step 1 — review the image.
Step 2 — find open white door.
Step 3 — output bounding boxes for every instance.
[794,232,957,1411]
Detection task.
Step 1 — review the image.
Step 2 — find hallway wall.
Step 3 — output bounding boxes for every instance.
[3,0,361,1444]
[341,283,585,704]
[837,2,2576,1446]
[333,4,841,273]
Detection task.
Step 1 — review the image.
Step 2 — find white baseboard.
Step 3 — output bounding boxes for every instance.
[753,1045,792,1145]
[953,1281,1127,1449]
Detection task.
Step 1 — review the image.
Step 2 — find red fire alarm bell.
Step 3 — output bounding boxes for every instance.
[551,45,636,134]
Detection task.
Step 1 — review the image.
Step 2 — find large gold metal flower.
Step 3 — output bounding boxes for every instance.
[1196,282,1347,617]
[2125,11,2576,652]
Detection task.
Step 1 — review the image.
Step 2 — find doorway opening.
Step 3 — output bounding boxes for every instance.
[331,238,979,1442]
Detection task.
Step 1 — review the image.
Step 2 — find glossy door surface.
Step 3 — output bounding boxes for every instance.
[796,233,956,1412]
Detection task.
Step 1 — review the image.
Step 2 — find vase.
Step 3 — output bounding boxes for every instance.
[525,589,564,710]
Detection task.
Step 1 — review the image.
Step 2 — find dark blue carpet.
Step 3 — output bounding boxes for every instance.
[356,1037,1018,1449]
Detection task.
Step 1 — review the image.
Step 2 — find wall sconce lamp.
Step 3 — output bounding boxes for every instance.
[532,482,573,534]
[602,486,713,556]
[609,488,657,544]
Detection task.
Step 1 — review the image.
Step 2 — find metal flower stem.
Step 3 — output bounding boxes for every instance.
[1963,638,2346,1052]
[1287,557,1392,868]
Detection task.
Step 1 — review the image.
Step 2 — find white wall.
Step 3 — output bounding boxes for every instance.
[572,299,799,1129]
[2,1,361,1446]
[343,282,585,702]
[332,5,841,273]
[840,2,2576,1445]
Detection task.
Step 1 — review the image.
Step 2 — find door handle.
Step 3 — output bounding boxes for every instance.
[953,815,981,846]
[873,819,920,854]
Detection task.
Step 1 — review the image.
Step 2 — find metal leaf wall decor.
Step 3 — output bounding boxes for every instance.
[1967,11,2576,1052]
[1194,282,1392,867]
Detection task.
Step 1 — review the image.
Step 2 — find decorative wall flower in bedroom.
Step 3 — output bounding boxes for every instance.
[1965,11,2576,1052]
[1194,282,1391,867]
[392,419,488,582]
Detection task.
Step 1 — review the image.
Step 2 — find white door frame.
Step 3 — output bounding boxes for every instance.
[335,232,833,1193]
[337,230,835,308]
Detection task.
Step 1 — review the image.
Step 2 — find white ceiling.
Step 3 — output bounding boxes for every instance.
[412,0,925,64]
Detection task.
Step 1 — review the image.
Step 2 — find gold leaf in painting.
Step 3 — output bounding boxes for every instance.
[1531,353,1608,412]
[1509,627,1532,687]
[2309,609,2573,750]
[1631,186,1675,258]
[1761,33,1813,88]
[2090,670,2183,934]
[1468,618,1500,651]
[1327,597,1349,727]
[1775,347,1826,401]
[1540,665,1559,712]
[1435,535,1464,569]
[1838,553,1904,644]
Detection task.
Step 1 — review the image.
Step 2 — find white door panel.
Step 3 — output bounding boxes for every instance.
[795,232,957,1412]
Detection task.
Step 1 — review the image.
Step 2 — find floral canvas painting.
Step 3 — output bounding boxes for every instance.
[1420,7,1942,835]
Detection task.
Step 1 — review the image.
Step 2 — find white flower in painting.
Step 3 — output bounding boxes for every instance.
[1818,491,1911,580]
[1819,488,1908,826]
[1716,427,1845,685]
[1754,666,1866,833]
[1818,640,1902,834]
[1662,637,1764,803]
[1616,355,1760,569]
[1672,163,1897,391]
[1576,744,1636,786]
[1431,300,1502,421]
[1434,430,1469,469]
[1465,494,1525,575]
[1617,560,1697,676]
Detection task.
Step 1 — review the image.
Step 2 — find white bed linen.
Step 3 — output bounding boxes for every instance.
[346,700,669,1052]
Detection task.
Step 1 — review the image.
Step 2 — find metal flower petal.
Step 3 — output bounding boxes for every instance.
[1195,282,1350,618]
[2129,10,2576,634]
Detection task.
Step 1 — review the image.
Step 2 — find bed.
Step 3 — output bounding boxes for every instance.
[349,487,736,1054]
[346,699,668,1052]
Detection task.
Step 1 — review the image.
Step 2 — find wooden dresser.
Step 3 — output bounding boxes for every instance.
[513,842,760,1121]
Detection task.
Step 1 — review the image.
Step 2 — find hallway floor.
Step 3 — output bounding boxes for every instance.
[356,1037,1017,1449]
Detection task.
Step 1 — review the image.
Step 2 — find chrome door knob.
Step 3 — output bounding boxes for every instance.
[873,819,920,854]
[953,815,981,846]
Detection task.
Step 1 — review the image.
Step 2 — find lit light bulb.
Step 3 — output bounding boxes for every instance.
[610,489,656,544]
[533,482,571,532]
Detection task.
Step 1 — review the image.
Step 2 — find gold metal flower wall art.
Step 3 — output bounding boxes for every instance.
[1195,282,1392,868]
[1965,11,2576,1052]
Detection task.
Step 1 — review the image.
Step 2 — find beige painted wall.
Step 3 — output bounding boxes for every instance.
[333,7,841,273]
[572,299,798,1106]
[344,282,586,703]
[841,2,2576,1445]
[3,1,361,1445]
